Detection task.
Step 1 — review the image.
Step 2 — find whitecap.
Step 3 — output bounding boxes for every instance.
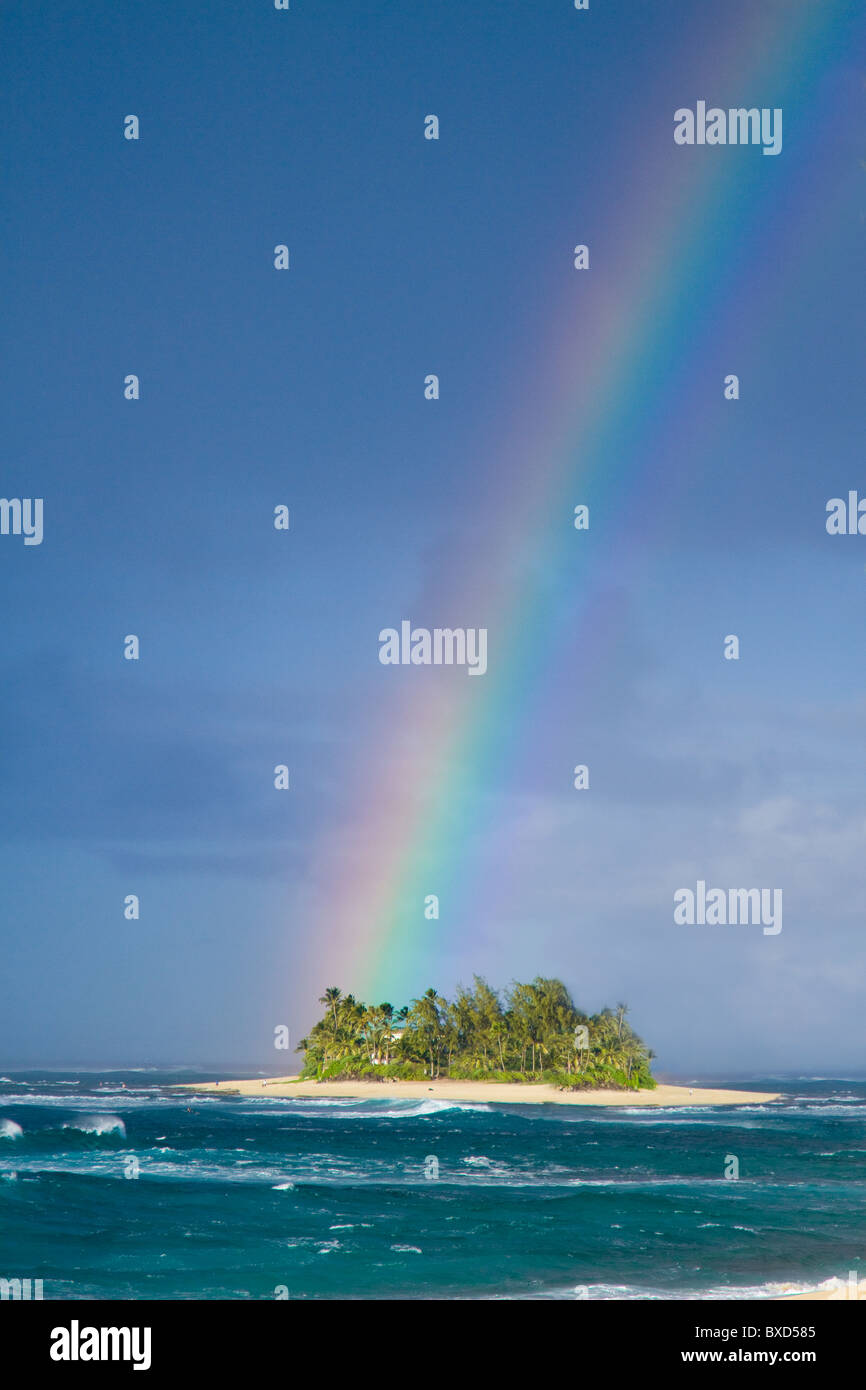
[0,1120,23,1140]
[266,1097,492,1119]
[518,1274,860,1301]
[353,1099,490,1118]
[63,1115,127,1137]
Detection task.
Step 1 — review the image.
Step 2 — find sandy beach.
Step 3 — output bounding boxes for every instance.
[181,1076,781,1107]
[775,1280,865,1301]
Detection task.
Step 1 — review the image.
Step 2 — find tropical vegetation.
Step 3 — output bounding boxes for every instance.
[296,977,655,1090]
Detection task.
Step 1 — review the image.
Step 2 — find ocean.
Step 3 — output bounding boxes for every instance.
[1,1073,863,1300]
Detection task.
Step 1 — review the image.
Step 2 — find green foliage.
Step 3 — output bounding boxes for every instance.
[317,1057,381,1081]
[380,1060,429,1080]
[297,977,656,1089]
[447,1063,526,1083]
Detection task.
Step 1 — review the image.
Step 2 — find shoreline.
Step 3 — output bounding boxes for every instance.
[776,1283,864,1300]
[178,1076,782,1107]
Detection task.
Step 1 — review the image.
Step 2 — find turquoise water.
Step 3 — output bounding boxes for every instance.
[1,1073,863,1299]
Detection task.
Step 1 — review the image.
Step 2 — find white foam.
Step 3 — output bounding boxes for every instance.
[523,1274,860,1301]
[239,1096,491,1118]
[0,1119,23,1140]
[0,1092,151,1109]
[62,1114,127,1137]
[348,1099,491,1118]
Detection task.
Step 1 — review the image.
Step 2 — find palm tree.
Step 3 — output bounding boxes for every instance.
[360,1004,400,1065]
[378,1003,394,1065]
[319,987,342,1030]
[389,1005,408,1065]
[407,987,448,1078]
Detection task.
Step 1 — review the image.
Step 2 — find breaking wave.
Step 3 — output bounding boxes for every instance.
[62,1115,127,1138]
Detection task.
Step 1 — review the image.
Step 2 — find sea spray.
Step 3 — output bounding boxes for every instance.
[62,1115,127,1138]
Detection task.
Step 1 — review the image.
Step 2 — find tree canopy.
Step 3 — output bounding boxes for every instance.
[296,976,655,1090]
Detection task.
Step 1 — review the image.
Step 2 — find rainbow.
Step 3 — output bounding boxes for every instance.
[298,1,858,1008]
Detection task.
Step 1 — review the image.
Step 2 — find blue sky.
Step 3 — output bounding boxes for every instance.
[1,0,864,1072]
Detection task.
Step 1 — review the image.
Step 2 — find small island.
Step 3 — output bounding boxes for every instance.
[189,977,782,1107]
[297,977,655,1088]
